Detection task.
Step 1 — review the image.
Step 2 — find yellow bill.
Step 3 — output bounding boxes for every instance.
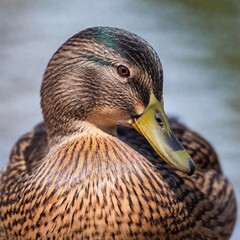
[132,93,195,175]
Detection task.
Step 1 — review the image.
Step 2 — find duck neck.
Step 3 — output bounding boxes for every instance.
[46,119,117,147]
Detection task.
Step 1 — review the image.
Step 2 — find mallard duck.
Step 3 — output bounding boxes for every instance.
[0,27,236,240]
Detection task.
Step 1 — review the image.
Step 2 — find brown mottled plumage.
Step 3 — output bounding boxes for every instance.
[0,27,236,239]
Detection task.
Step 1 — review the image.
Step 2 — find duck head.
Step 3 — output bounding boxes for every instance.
[41,27,195,175]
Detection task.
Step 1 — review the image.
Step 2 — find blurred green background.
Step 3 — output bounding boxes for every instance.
[0,0,239,238]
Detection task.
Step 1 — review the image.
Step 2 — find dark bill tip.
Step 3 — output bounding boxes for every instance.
[188,159,196,176]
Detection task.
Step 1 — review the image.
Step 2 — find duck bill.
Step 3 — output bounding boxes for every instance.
[132,93,195,175]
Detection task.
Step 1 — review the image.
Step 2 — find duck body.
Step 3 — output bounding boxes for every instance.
[1,124,186,239]
[0,27,236,239]
[0,122,236,239]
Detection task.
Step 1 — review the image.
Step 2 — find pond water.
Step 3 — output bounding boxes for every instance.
[0,0,239,238]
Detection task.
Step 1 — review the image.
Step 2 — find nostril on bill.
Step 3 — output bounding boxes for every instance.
[155,112,163,126]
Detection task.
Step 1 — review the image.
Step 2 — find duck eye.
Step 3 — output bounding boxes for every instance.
[117,65,130,77]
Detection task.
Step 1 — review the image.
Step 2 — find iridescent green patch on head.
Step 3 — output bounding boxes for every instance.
[91,27,119,51]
